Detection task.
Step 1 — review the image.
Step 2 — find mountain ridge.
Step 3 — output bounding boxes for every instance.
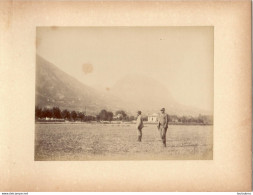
[36,55,212,116]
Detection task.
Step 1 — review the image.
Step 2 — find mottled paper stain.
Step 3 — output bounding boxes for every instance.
[36,37,41,49]
[2,1,13,30]
[82,63,93,74]
[51,26,59,31]
[239,117,251,127]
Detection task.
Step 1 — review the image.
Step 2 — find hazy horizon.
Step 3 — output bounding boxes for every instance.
[36,27,213,112]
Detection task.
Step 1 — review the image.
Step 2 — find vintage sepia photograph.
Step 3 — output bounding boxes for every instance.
[35,26,213,160]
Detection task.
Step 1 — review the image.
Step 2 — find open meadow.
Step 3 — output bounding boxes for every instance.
[35,123,213,160]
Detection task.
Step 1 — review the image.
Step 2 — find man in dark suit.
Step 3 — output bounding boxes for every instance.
[157,108,169,147]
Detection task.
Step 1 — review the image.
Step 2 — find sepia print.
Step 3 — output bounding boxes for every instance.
[35,27,213,160]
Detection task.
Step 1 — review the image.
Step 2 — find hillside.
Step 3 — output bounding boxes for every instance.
[110,74,174,113]
[36,55,211,116]
[110,74,210,116]
[36,55,121,114]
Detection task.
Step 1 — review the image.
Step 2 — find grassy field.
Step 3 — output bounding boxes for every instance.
[35,123,213,160]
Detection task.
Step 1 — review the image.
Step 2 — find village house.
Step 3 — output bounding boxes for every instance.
[148,113,158,123]
[113,113,123,120]
[147,114,179,123]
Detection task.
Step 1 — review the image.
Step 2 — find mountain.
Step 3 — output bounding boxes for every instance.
[109,74,209,116]
[36,55,126,114]
[36,55,212,116]
[109,74,174,113]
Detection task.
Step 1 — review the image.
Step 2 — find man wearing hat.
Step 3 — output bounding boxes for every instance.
[136,111,144,142]
[157,108,169,147]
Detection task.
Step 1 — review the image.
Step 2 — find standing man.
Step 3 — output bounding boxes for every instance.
[136,111,144,142]
[157,108,169,147]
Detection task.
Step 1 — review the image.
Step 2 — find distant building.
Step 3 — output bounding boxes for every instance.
[113,113,123,120]
[148,113,158,123]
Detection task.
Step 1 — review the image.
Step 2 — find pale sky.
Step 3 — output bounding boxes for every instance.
[36,27,213,112]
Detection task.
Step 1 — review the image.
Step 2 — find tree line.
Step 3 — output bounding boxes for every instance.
[35,106,212,124]
[35,107,136,122]
[168,114,213,124]
[35,106,96,121]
